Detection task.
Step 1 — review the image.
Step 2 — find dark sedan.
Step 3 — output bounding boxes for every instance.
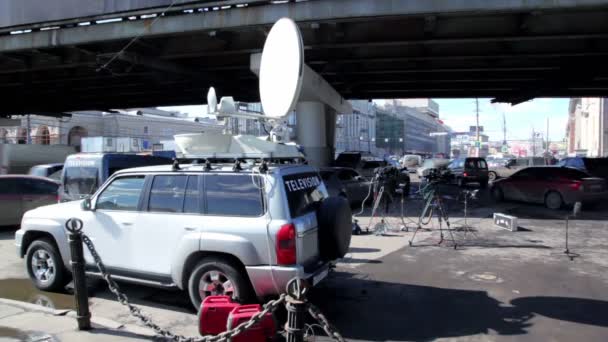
[491,167,608,209]
[320,167,371,206]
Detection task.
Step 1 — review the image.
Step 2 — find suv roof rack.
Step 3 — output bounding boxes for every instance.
[171,154,306,172]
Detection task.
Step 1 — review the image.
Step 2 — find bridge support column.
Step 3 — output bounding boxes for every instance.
[296,101,330,167]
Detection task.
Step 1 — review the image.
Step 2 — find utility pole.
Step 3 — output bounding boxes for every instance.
[502,111,507,145]
[532,127,536,156]
[546,116,550,154]
[475,98,480,157]
[26,114,31,144]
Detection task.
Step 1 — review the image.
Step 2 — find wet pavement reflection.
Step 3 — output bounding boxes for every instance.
[0,278,75,310]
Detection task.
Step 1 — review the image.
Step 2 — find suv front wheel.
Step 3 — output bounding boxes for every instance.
[187,257,252,310]
[26,238,70,292]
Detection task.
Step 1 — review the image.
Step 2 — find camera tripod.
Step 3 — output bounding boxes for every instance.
[408,180,457,249]
[366,185,396,235]
[452,189,479,240]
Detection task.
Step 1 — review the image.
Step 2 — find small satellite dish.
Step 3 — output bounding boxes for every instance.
[207,87,218,114]
[259,18,304,118]
[218,96,237,115]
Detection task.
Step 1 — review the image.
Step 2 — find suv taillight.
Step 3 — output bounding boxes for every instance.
[276,223,296,265]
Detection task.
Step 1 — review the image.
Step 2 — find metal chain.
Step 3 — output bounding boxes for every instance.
[307,303,346,342]
[81,234,286,342]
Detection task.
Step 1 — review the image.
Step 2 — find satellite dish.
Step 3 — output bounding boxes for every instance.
[218,96,237,115]
[207,87,218,114]
[259,18,304,118]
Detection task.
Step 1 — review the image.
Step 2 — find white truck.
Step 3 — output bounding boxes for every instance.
[0,144,76,175]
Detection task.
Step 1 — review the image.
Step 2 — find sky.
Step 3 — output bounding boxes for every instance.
[161,97,570,143]
[434,98,569,142]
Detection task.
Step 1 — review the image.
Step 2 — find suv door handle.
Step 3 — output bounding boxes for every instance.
[184,227,196,231]
[122,222,133,226]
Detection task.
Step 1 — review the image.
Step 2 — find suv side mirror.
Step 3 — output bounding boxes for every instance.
[81,197,94,211]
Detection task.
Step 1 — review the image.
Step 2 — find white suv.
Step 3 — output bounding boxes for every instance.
[15,162,352,308]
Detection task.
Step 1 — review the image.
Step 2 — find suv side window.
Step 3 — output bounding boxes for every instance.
[148,175,187,213]
[96,176,145,211]
[205,174,264,217]
[147,175,201,213]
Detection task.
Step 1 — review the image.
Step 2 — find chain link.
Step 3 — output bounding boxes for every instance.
[308,303,346,342]
[81,234,285,342]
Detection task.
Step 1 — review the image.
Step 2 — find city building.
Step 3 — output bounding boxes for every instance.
[377,100,451,156]
[0,109,223,151]
[335,100,377,154]
[566,98,608,157]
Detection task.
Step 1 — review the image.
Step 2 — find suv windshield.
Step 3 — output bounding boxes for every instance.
[64,167,98,197]
[283,172,327,218]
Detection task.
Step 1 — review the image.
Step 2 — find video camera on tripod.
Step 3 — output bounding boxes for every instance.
[422,167,452,183]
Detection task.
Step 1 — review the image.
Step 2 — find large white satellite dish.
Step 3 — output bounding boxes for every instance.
[207,87,218,114]
[259,18,304,118]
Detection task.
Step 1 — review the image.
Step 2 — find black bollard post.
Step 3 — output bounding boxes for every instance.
[285,278,308,342]
[65,218,91,330]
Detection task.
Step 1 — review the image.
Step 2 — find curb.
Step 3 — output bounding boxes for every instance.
[0,297,124,330]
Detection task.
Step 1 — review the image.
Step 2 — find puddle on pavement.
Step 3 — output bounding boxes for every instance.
[0,326,56,341]
[0,278,75,310]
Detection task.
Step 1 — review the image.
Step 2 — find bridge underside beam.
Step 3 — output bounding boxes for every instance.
[1,0,608,114]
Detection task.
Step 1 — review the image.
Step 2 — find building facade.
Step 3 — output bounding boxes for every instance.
[377,100,451,156]
[0,109,223,151]
[335,99,451,157]
[567,98,608,157]
[335,100,377,154]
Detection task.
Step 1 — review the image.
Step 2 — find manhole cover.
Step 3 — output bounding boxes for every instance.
[468,272,503,283]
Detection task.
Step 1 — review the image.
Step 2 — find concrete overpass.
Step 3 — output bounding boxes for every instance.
[2,0,608,115]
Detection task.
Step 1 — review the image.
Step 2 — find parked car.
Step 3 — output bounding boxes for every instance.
[16,162,352,309]
[320,167,371,206]
[401,155,422,173]
[60,153,170,202]
[29,163,63,181]
[491,167,607,209]
[488,156,547,181]
[417,158,451,178]
[334,151,387,179]
[446,157,489,188]
[0,175,59,226]
[557,157,608,180]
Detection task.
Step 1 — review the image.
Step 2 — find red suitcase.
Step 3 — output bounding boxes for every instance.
[198,296,240,336]
[226,304,276,342]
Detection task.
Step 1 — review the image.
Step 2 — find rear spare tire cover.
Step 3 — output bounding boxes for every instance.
[317,196,352,260]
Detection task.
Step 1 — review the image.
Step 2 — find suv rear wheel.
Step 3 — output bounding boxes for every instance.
[187,257,252,310]
[26,239,69,292]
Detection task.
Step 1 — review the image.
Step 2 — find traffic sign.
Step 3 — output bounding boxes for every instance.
[501,145,509,153]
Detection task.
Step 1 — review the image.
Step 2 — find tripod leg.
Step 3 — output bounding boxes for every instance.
[437,212,444,245]
[400,196,408,232]
[408,224,420,246]
[565,217,570,255]
[438,202,457,249]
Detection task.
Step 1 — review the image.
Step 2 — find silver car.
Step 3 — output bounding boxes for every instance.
[15,162,352,308]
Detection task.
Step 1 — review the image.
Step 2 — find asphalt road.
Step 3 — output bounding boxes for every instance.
[1,184,607,341]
